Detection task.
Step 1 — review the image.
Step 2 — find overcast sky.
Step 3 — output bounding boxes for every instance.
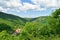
[0,0,60,18]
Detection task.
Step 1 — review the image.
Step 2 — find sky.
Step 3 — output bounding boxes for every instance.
[0,0,60,18]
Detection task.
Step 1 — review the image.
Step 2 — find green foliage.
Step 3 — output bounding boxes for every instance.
[0,8,60,40]
[52,8,60,18]
[20,22,38,40]
[47,8,60,35]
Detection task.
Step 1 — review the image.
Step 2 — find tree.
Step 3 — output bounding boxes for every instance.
[47,8,60,35]
[52,8,60,18]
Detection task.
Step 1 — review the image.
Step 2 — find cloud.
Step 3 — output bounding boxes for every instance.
[19,3,43,11]
[0,0,22,12]
[0,7,7,12]
[0,7,4,11]
[31,0,60,8]
[6,0,22,8]
[1,0,22,8]
[0,0,46,12]
[0,0,60,13]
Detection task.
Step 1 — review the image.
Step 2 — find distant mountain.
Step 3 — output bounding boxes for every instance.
[0,12,48,27]
[31,16,48,26]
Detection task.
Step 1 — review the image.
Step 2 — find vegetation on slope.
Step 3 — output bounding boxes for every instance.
[0,8,60,40]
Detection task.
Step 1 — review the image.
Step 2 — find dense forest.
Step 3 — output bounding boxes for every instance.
[0,8,60,40]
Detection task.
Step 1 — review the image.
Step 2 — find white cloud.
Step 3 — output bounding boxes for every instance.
[6,0,22,8]
[19,3,41,11]
[0,7,7,12]
[31,0,60,8]
[0,0,46,12]
[0,7,4,11]
[4,0,22,8]
[0,0,60,13]
[0,0,22,12]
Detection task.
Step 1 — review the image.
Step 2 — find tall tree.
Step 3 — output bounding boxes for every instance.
[52,8,60,18]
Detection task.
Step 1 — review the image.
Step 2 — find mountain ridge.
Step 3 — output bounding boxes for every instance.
[0,12,47,26]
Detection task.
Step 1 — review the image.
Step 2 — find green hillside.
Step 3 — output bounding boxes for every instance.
[0,12,48,29]
[0,12,47,24]
[0,8,60,40]
[0,12,28,28]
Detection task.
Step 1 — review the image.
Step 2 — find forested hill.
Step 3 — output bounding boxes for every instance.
[0,12,28,27]
[0,12,49,28]
[0,12,48,22]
